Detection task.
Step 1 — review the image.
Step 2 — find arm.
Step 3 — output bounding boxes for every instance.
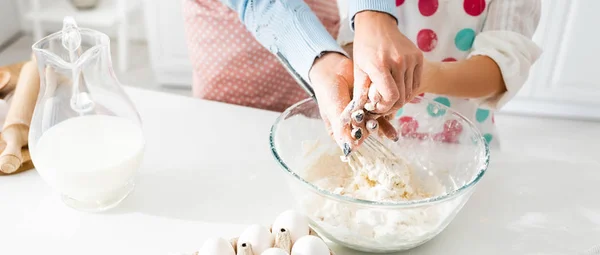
[422,0,543,108]
[421,56,505,98]
[218,0,344,83]
[218,0,378,153]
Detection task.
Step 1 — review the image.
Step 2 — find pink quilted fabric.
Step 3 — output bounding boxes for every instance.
[183,0,340,112]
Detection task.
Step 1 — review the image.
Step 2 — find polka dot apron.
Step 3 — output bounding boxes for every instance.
[394,0,499,148]
[182,0,340,113]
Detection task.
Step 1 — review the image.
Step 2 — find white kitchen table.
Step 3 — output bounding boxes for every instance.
[1,88,599,255]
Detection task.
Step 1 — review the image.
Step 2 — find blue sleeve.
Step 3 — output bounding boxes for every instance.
[218,0,346,83]
[348,0,398,30]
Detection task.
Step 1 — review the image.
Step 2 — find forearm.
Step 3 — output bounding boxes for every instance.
[218,0,344,83]
[422,56,505,98]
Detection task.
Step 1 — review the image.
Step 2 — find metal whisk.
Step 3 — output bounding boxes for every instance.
[275,53,402,167]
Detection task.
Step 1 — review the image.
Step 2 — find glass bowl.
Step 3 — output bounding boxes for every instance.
[269,97,489,253]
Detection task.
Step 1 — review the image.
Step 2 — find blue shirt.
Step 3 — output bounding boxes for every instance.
[218,0,397,84]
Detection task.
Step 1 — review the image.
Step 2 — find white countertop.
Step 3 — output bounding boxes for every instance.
[1,88,599,255]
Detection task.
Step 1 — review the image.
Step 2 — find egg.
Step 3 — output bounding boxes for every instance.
[238,224,273,254]
[260,248,289,255]
[198,237,235,255]
[291,236,329,255]
[272,210,309,242]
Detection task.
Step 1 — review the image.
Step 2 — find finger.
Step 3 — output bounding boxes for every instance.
[351,109,365,125]
[350,115,368,148]
[363,64,398,114]
[404,67,414,101]
[366,119,379,133]
[413,56,424,96]
[390,62,407,110]
[364,85,381,112]
[341,68,370,124]
[378,117,399,142]
[353,67,370,107]
[388,97,406,117]
[330,113,354,156]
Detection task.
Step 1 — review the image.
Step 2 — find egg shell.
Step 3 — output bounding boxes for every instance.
[260,248,289,255]
[199,237,236,255]
[291,236,329,255]
[272,210,309,242]
[238,224,273,254]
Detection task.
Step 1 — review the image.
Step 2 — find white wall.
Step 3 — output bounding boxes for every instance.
[15,0,147,42]
[0,0,21,46]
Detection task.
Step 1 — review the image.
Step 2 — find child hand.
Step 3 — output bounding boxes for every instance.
[351,11,424,118]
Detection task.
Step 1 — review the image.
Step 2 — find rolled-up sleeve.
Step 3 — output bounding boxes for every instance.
[218,0,345,83]
[469,0,543,109]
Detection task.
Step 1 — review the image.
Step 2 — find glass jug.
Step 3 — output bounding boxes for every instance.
[29,17,144,212]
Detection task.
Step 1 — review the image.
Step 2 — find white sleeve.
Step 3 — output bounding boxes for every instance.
[469,0,543,109]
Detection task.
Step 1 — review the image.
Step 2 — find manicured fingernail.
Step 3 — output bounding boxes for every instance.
[351,128,363,140]
[365,102,375,111]
[351,110,364,123]
[366,120,378,130]
[343,143,352,156]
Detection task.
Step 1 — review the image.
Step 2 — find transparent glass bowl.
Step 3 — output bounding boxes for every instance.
[270,97,489,253]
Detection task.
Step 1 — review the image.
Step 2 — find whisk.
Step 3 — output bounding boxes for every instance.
[275,53,403,168]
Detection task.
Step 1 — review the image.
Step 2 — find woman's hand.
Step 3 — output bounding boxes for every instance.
[309,52,373,155]
[350,11,424,120]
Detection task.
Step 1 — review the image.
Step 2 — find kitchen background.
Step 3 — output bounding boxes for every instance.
[0,0,598,160]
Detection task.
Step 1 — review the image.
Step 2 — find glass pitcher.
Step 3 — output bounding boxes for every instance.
[29,17,145,212]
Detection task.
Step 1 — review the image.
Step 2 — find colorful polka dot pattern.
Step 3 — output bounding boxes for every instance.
[483,133,493,145]
[463,0,487,16]
[390,0,498,147]
[455,28,476,51]
[418,0,439,17]
[442,57,457,62]
[182,0,340,112]
[475,108,490,123]
[410,0,487,54]
[395,107,404,117]
[427,97,451,117]
[417,29,438,52]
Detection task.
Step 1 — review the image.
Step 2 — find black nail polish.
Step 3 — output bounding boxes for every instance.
[343,143,352,156]
[353,110,364,123]
[352,128,363,140]
[393,136,399,142]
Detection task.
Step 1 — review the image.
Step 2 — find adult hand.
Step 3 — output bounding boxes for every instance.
[348,11,424,132]
[309,52,374,155]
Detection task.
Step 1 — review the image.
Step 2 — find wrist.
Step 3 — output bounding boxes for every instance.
[355,10,397,29]
[309,52,348,85]
[419,60,444,94]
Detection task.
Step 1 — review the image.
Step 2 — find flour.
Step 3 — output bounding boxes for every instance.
[299,140,455,249]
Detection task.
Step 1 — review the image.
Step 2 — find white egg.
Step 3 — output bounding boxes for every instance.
[291,236,329,255]
[238,224,274,254]
[272,210,309,242]
[198,237,235,255]
[261,248,289,255]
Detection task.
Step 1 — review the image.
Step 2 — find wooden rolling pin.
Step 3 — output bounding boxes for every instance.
[0,62,27,97]
[0,58,40,174]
